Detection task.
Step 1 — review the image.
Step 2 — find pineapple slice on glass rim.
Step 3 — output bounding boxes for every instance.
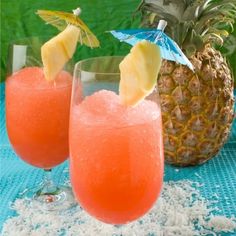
[41,25,80,81]
[119,40,162,106]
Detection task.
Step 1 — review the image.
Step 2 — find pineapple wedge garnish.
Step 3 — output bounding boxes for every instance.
[119,40,162,106]
[41,25,80,81]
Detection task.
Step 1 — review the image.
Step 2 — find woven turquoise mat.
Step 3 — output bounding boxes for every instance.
[0,83,236,235]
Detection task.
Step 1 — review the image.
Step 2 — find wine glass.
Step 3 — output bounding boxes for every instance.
[70,56,164,224]
[5,37,75,210]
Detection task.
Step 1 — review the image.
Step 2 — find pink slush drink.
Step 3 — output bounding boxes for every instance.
[6,67,72,169]
[70,90,164,224]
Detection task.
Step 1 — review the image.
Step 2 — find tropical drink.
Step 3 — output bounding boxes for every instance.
[5,7,100,210]
[70,90,163,224]
[70,41,164,224]
[6,67,72,169]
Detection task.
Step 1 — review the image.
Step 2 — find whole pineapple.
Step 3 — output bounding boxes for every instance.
[137,0,236,166]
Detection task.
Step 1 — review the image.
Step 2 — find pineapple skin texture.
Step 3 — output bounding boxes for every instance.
[158,46,235,166]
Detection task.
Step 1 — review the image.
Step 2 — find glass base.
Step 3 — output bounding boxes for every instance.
[21,185,77,211]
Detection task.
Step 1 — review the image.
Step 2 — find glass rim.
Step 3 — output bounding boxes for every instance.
[74,56,124,76]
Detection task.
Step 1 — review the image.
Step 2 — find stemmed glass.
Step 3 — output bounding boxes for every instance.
[5,37,75,210]
[70,56,164,224]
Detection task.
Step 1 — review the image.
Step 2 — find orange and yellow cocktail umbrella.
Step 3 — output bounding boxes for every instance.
[36,8,100,81]
[37,8,100,48]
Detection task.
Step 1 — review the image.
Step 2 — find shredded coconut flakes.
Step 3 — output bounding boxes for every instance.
[2,180,236,236]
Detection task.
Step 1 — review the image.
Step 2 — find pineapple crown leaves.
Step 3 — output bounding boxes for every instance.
[136,0,236,56]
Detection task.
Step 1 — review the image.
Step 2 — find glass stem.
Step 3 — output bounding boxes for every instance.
[38,169,59,196]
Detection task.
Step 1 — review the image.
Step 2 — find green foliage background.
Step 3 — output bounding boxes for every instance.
[1,0,236,82]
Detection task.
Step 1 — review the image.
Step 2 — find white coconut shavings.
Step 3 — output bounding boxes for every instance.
[206,215,236,233]
[2,180,236,236]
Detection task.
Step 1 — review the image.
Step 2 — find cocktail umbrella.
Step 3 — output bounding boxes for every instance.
[110,20,194,70]
[36,8,100,48]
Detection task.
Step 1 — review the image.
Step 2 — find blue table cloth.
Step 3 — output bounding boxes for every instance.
[0,82,236,235]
